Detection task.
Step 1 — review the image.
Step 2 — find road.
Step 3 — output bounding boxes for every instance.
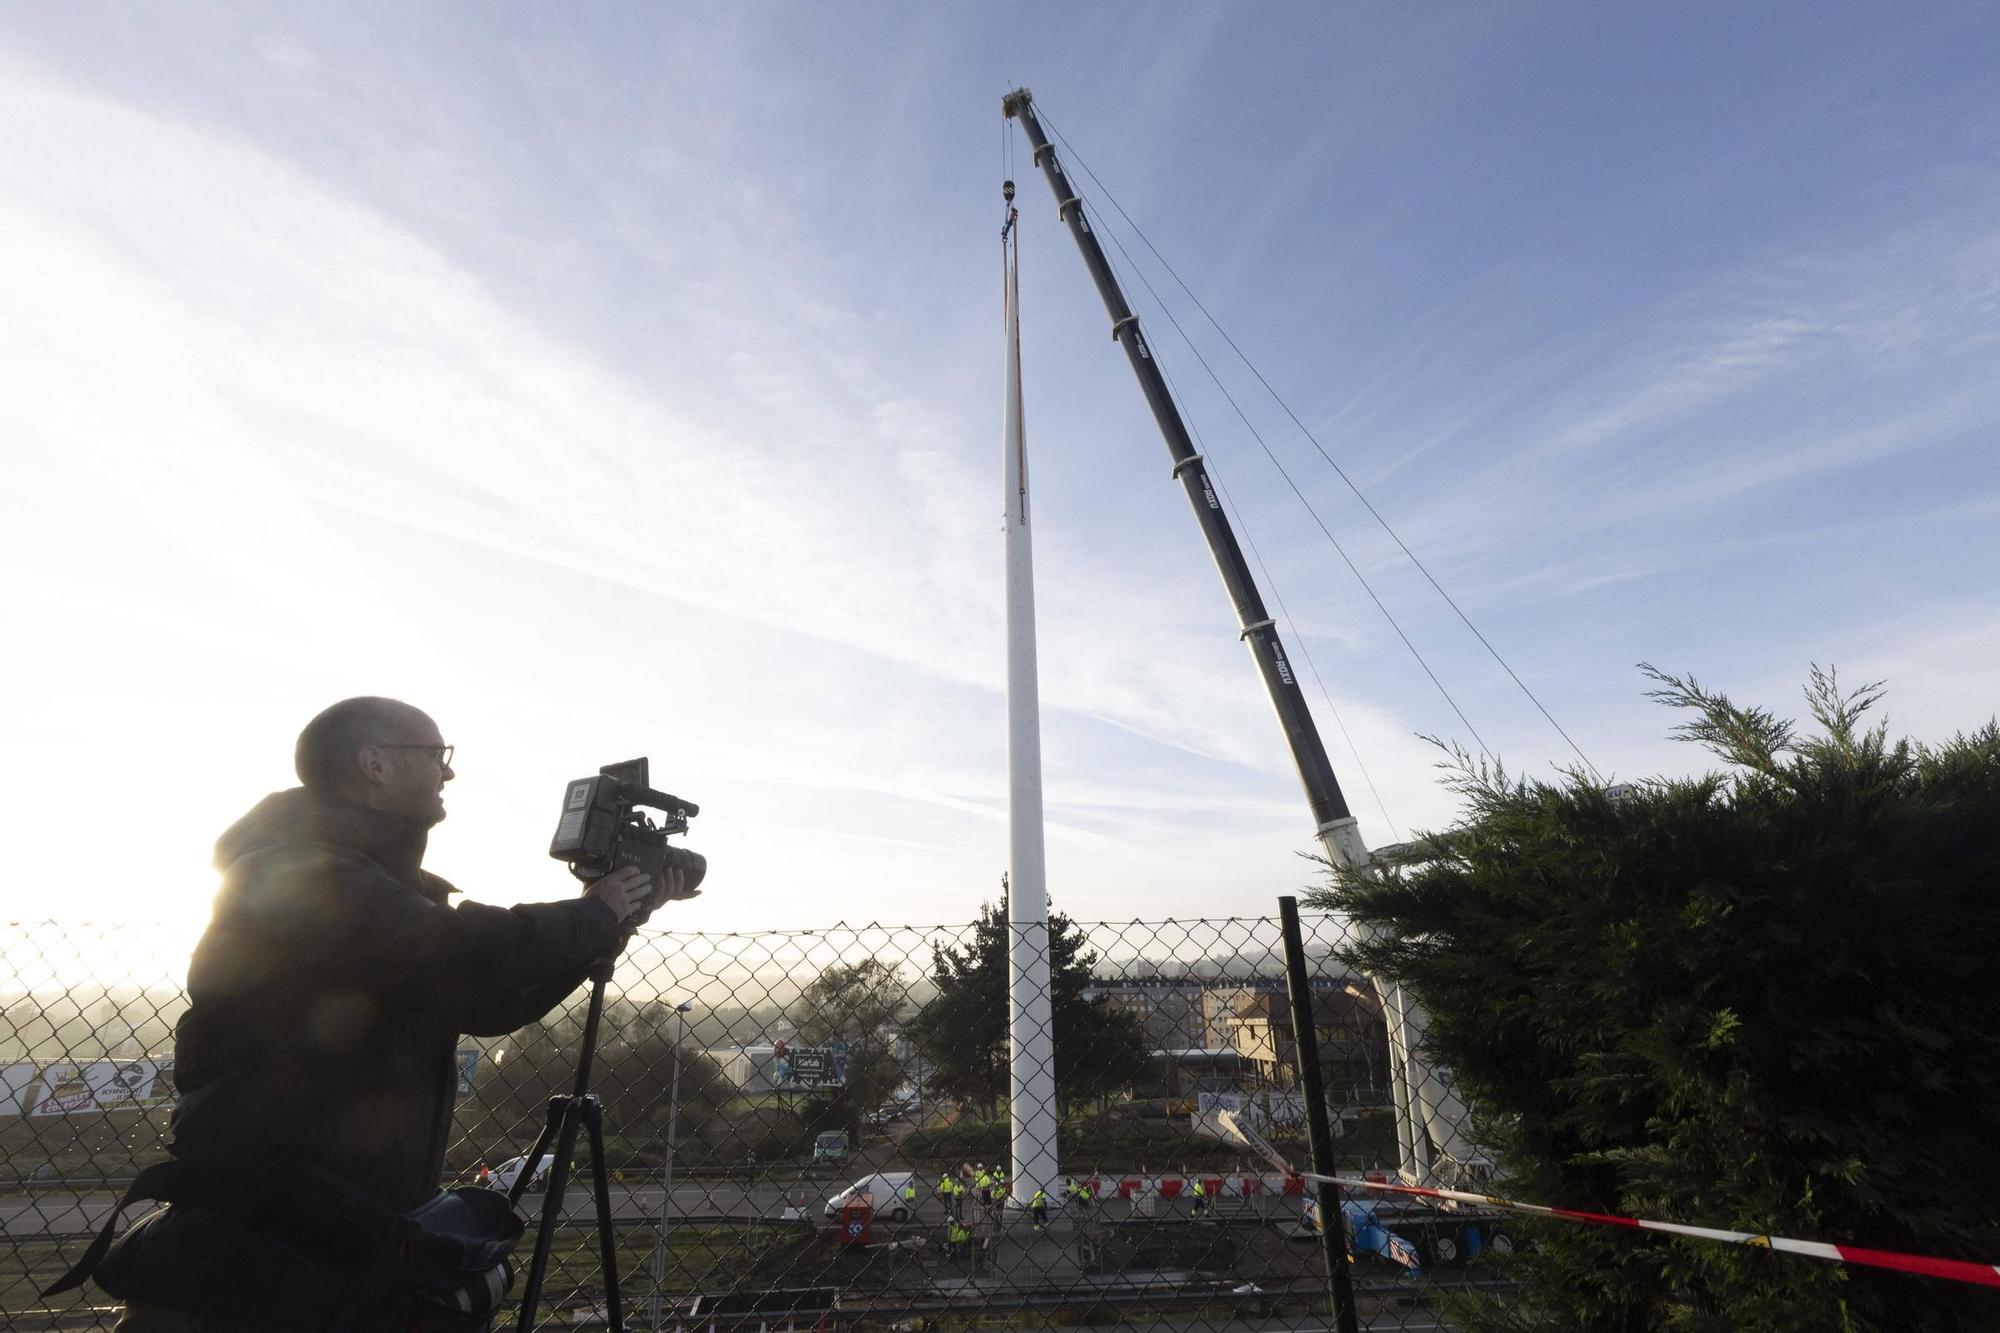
[2,1182,789,1240]
[4,1179,1289,1240]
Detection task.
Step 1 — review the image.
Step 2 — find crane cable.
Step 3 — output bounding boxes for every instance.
[1038,109,1604,784]
[1079,177,1497,765]
[1008,127,1397,832]
[1005,118,1410,832]
[1151,322,1407,842]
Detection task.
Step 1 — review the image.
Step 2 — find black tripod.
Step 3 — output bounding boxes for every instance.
[509,956,627,1333]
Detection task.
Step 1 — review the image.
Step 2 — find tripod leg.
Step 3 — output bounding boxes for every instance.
[508,1098,566,1211]
[516,1095,587,1333]
[582,1097,625,1333]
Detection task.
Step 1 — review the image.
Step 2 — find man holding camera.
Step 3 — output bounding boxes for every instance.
[85,697,679,1332]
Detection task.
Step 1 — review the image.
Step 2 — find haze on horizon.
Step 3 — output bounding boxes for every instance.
[3,4,1996,943]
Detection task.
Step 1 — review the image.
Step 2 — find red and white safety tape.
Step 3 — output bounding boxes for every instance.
[1212,1108,1996,1288]
[1302,1170,2000,1290]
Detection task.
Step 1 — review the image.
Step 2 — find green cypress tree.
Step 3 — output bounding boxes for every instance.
[1313,667,2000,1332]
[908,899,1148,1118]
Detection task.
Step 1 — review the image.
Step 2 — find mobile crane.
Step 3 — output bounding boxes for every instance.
[1003,87,1503,1270]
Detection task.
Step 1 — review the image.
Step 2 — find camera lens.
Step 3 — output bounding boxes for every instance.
[664,845,707,894]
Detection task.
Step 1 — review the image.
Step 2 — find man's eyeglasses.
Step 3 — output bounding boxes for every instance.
[376,743,455,768]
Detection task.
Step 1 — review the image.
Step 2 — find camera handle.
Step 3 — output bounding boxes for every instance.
[508,968,627,1333]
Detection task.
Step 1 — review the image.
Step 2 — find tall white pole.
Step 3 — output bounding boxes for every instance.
[1002,209,1060,1208]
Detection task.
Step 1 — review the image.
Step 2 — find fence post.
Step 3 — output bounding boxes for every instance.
[1279,895,1360,1333]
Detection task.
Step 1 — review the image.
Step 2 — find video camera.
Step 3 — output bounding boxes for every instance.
[548,758,706,908]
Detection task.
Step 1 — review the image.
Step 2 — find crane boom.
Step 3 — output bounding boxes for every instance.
[1002,86,1483,1188]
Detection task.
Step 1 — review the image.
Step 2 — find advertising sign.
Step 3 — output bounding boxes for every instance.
[28,1059,166,1116]
[776,1046,846,1089]
[455,1049,481,1099]
[1197,1089,1308,1126]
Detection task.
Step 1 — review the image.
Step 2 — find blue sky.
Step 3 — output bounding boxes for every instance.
[3,4,1996,936]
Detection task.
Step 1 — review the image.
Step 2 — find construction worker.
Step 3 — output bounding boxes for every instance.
[1191,1177,1210,1218]
[937,1170,959,1222]
[1030,1186,1050,1232]
[947,1219,972,1264]
[976,1164,993,1209]
[902,1176,918,1215]
[1072,1175,1100,1265]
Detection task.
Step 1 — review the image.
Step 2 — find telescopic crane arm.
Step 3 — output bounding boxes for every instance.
[1002,87,1482,1188]
[1000,87,1355,840]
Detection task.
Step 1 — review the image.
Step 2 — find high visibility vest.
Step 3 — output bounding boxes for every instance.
[1193,1181,1207,1197]
[902,1183,917,1200]
[949,1224,970,1244]
[1031,1190,1048,1207]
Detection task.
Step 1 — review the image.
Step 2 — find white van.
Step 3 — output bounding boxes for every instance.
[488,1152,557,1193]
[822,1170,918,1222]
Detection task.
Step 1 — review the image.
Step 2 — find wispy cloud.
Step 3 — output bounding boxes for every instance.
[5,10,1994,931]
[0,54,1438,926]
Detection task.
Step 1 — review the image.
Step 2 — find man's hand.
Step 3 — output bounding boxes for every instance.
[655,864,700,903]
[583,866,653,925]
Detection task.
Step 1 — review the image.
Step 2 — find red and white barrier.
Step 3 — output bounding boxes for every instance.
[1302,1170,2000,1291]
[1107,1173,1286,1198]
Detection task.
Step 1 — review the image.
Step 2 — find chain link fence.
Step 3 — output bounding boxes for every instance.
[4,910,1514,1331]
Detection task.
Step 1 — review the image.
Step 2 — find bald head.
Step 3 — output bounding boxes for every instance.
[296,697,455,823]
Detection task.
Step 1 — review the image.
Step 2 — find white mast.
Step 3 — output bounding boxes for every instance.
[1002,188,1060,1206]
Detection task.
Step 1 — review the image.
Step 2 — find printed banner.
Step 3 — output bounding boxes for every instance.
[1198,1090,1309,1125]
[28,1059,168,1116]
[775,1046,846,1088]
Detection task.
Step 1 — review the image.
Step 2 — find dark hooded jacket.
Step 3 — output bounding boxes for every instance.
[169,787,621,1211]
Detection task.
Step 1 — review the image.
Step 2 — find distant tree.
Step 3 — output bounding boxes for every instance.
[464,1005,587,1147]
[596,997,731,1148]
[908,899,1148,1118]
[1313,666,2000,1333]
[463,997,727,1161]
[791,959,910,1136]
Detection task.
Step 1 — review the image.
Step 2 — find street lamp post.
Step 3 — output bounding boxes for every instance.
[649,1001,694,1333]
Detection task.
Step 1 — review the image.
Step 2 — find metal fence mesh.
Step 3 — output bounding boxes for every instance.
[4,912,1514,1331]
